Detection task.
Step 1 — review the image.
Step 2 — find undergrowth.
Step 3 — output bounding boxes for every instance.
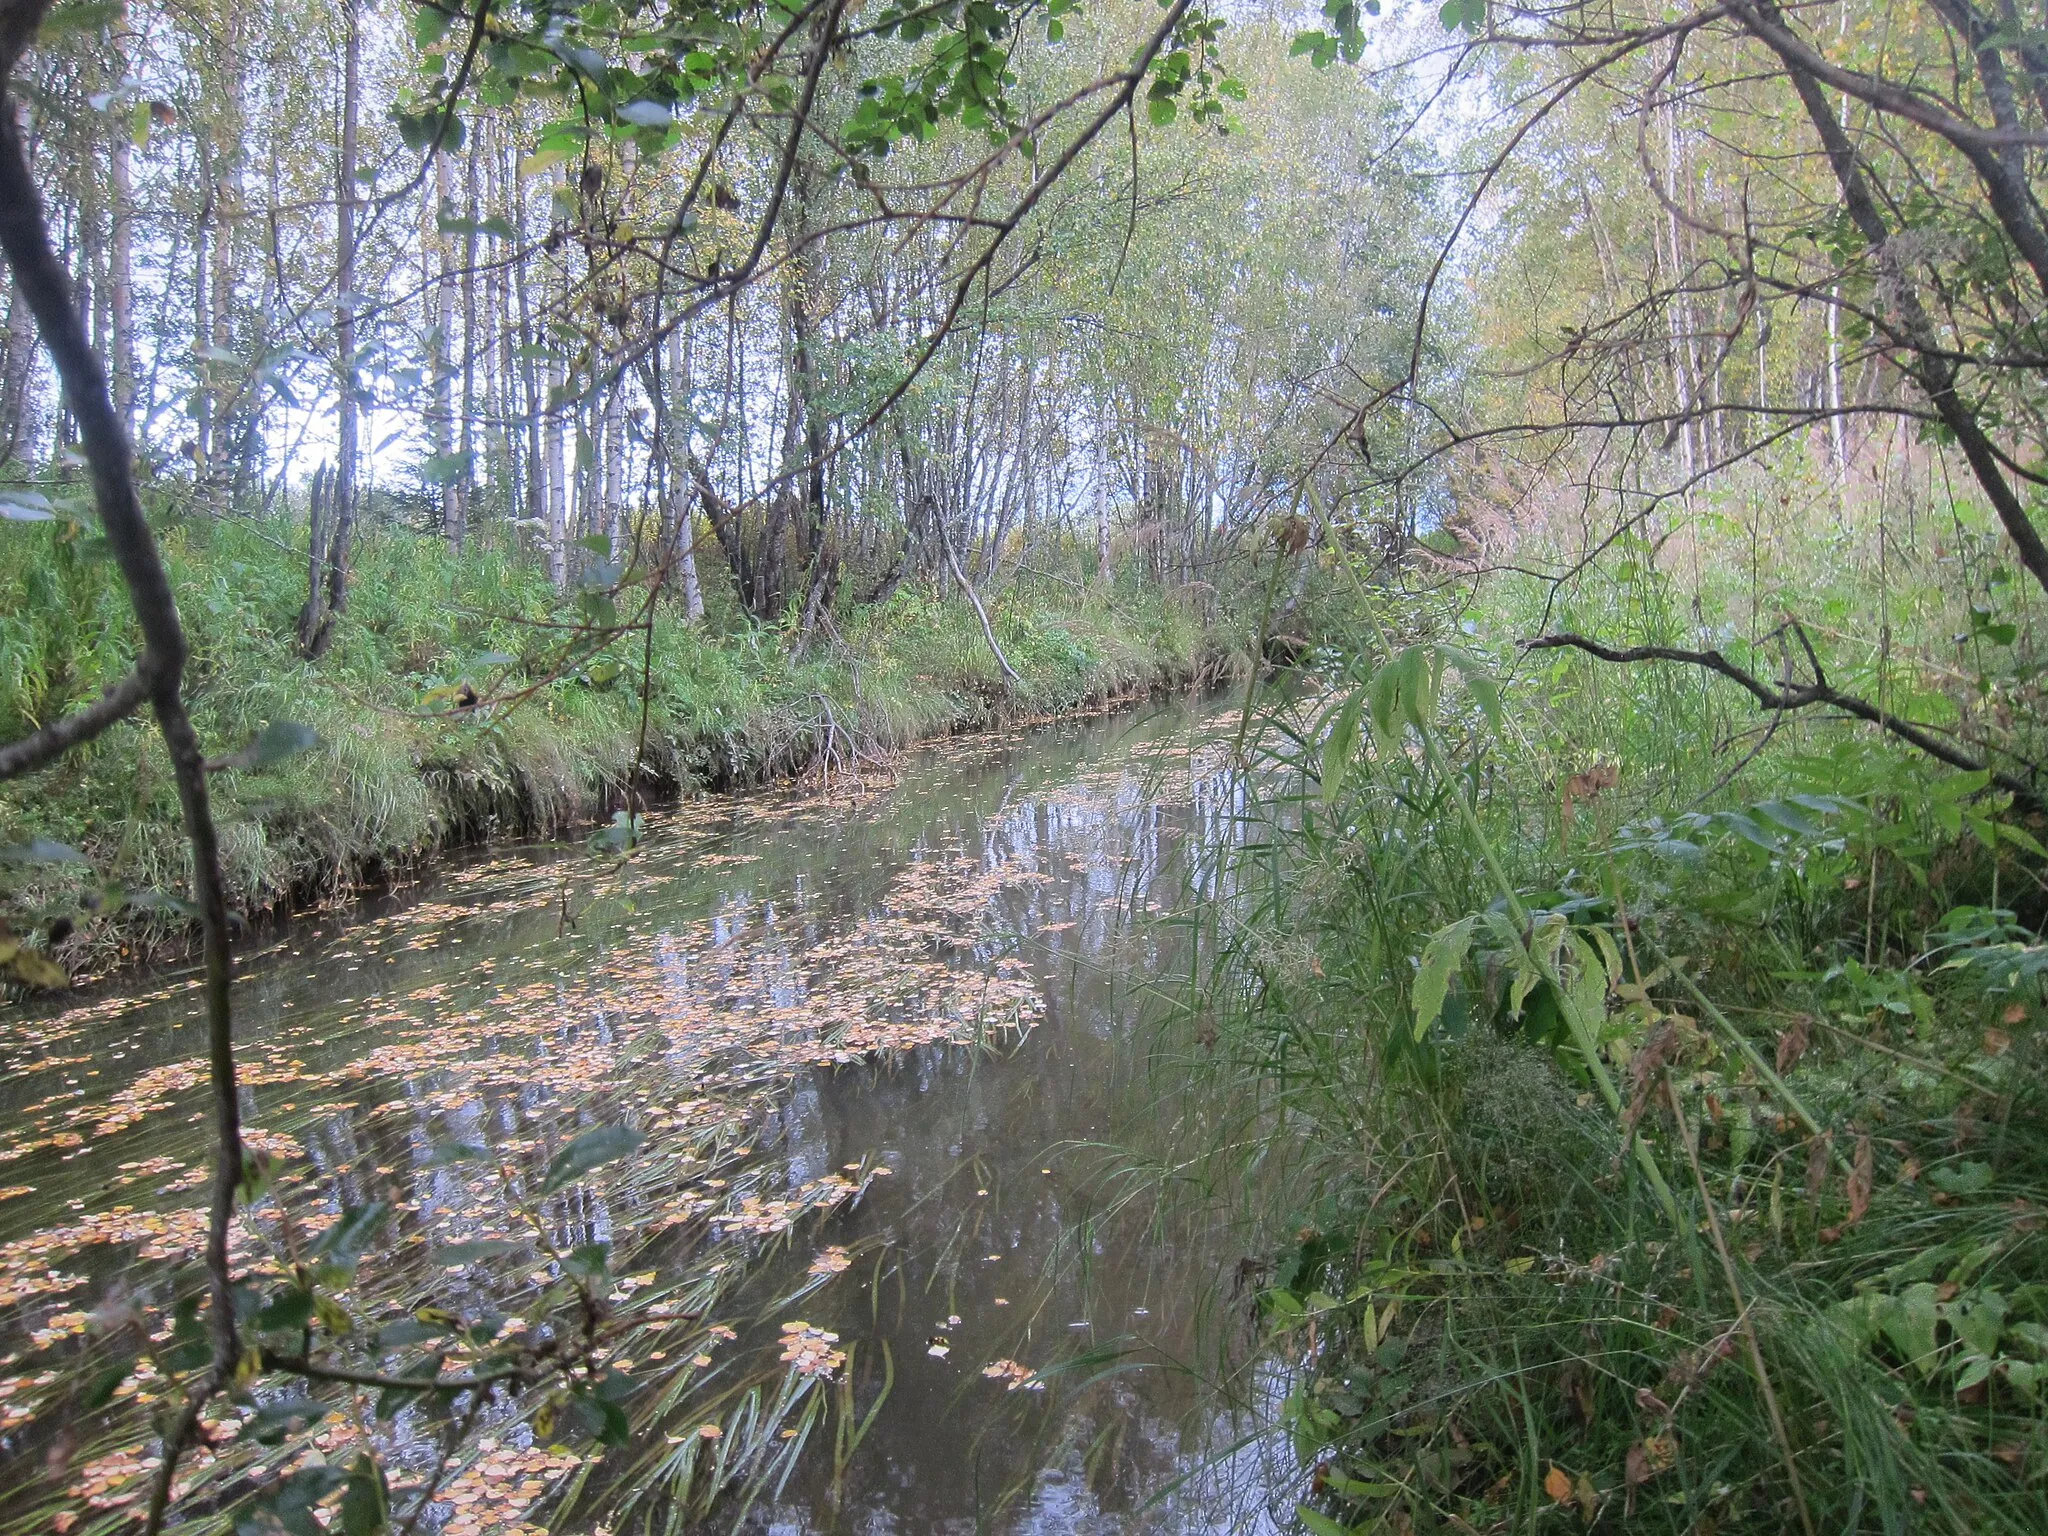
[0,505,1221,972]
[1179,503,2048,1533]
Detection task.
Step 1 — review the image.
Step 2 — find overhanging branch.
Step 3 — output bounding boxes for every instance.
[0,669,150,779]
[1523,629,2043,811]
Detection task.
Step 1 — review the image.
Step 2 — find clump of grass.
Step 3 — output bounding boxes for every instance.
[1173,550,2048,1532]
[0,509,1229,972]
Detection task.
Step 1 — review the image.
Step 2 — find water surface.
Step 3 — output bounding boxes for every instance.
[1,699,1287,1534]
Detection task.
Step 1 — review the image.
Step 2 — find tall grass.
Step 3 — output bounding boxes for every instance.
[1167,494,2048,1532]
[0,506,1221,968]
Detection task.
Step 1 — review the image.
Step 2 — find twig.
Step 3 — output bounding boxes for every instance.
[0,670,150,779]
[262,1351,525,1393]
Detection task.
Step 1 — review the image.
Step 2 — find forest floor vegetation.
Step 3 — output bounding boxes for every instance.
[0,511,1221,977]
[1173,498,2048,1534]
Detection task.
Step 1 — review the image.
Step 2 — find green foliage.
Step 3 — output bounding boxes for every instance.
[0,510,1217,960]
[1180,546,2048,1532]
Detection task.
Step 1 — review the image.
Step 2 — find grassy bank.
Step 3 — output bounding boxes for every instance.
[1178,500,2048,1532]
[0,511,1222,973]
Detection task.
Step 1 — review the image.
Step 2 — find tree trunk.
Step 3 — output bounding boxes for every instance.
[456,134,477,550]
[601,374,624,559]
[299,2,359,658]
[191,173,210,468]
[545,340,567,587]
[668,322,705,621]
[1094,398,1112,584]
[431,148,454,536]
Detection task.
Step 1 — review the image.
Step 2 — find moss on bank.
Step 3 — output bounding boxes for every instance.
[0,514,1225,968]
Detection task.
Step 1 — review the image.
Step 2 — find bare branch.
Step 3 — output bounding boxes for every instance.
[0,670,150,779]
[1524,630,2042,808]
[0,27,243,1536]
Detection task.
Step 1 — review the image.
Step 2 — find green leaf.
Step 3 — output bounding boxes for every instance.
[313,1201,391,1268]
[1880,1282,1941,1376]
[424,1140,490,1166]
[1413,915,1477,1040]
[539,1125,642,1196]
[1753,799,1823,838]
[2001,820,2048,856]
[421,450,474,485]
[1947,1291,2008,1358]
[1296,1507,1358,1536]
[248,1395,339,1444]
[1319,691,1364,807]
[1929,1160,1994,1195]
[44,0,124,34]
[0,489,55,521]
[594,1392,632,1447]
[258,1288,316,1332]
[218,720,320,772]
[340,1454,389,1536]
[616,99,673,128]
[0,837,89,865]
[81,1353,137,1411]
[414,5,452,48]
[7,946,68,990]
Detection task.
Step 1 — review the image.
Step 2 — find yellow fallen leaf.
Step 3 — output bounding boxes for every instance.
[1544,1464,1573,1504]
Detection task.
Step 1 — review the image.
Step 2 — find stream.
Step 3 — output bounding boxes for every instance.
[2,698,1288,1534]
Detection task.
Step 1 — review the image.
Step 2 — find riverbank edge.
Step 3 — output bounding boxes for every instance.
[31,620,1238,984]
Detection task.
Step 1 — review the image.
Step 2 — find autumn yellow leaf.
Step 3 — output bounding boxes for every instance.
[1544,1463,1573,1503]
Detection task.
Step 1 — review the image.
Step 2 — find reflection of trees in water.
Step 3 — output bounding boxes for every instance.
[5,703,1256,1533]
[724,709,1271,1533]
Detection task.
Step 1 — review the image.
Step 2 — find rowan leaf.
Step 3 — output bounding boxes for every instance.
[540,1125,642,1195]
